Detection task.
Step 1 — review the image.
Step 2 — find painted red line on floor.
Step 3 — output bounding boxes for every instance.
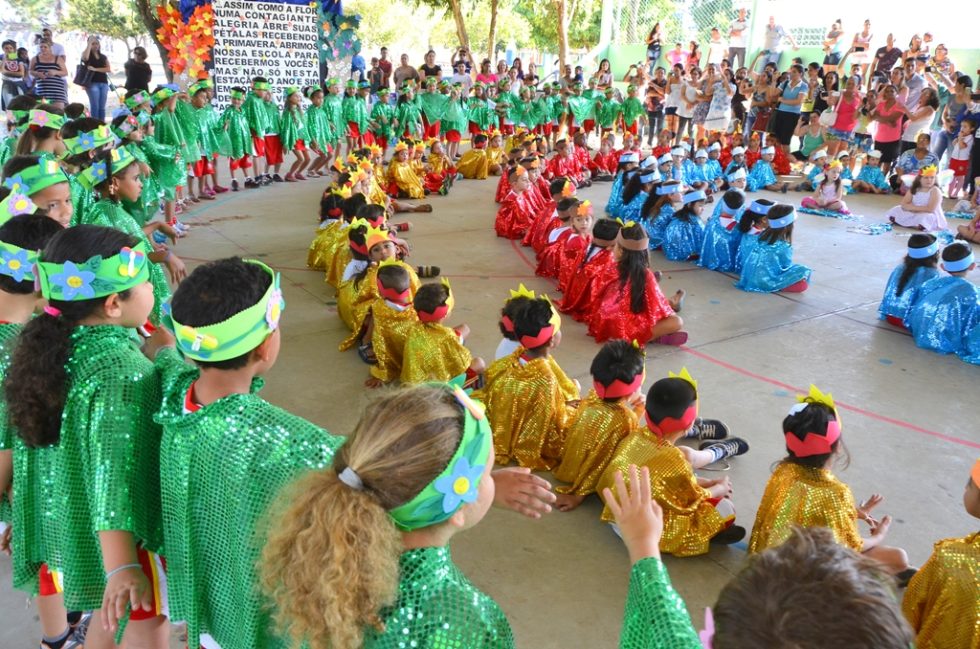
[509,238,539,272]
[679,345,980,450]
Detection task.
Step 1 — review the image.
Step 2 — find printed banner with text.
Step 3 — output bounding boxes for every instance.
[211,0,320,109]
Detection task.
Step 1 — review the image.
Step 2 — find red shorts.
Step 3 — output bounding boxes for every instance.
[192,157,214,177]
[264,135,284,165]
[498,121,515,135]
[468,121,482,135]
[445,130,461,143]
[950,158,970,176]
[423,121,441,140]
[38,563,62,596]
[294,139,306,152]
[543,123,554,136]
[374,136,388,150]
[347,121,362,139]
[229,154,252,171]
[583,119,596,133]
[130,546,169,621]
[251,134,266,157]
[623,122,638,136]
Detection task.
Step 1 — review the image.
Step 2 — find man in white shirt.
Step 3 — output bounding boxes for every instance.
[40,28,65,60]
[902,59,925,111]
[706,28,727,66]
[762,16,799,68]
[449,61,472,95]
[728,8,748,68]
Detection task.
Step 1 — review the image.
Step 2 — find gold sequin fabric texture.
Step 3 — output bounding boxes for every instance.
[154,348,344,649]
[597,432,724,557]
[902,531,980,649]
[553,390,640,496]
[619,557,701,648]
[364,546,515,648]
[477,348,578,470]
[306,220,343,273]
[400,322,472,384]
[748,462,862,554]
[12,325,164,610]
[369,302,419,383]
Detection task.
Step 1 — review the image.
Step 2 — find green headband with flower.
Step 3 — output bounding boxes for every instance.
[229,89,246,100]
[253,81,271,91]
[163,260,285,362]
[27,109,66,131]
[386,385,492,531]
[62,124,113,157]
[77,146,137,190]
[37,240,152,301]
[285,85,301,98]
[151,87,176,104]
[0,158,69,224]
[111,113,140,141]
[0,239,40,283]
[124,91,151,109]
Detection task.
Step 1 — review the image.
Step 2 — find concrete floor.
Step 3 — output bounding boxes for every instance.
[2,161,979,647]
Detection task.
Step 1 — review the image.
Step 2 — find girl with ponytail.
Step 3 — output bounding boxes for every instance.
[879,233,940,328]
[5,224,170,648]
[261,384,513,649]
[588,222,687,346]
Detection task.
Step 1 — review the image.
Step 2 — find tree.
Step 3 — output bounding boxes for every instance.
[131,0,172,81]
[63,0,146,55]
[414,0,470,51]
[8,0,56,24]
[487,0,498,62]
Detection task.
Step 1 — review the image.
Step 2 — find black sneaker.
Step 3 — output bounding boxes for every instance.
[231,179,240,191]
[243,177,257,188]
[690,418,729,441]
[699,437,749,458]
[260,174,273,186]
[272,173,284,182]
[710,525,746,545]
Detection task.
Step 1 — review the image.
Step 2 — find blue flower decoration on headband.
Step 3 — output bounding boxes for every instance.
[91,161,108,181]
[0,249,32,282]
[433,456,485,514]
[3,174,25,193]
[50,261,96,300]
[78,132,95,150]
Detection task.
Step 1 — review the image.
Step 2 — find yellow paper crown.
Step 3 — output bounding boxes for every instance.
[394,141,409,152]
[543,294,562,333]
[369,143,383,154]
[331,184,352,199]
[614,217,636,228]
[358,159,373,172]
[798,384,836,412]
[826,160,843,170]
[414,142,426,151]
[919,165,938,177]
[508,283,536,300]
[377,257,402,268]
[668,367,698,392]
[346,153,358,165]
[441,277,455,313]
[365,223,391,251]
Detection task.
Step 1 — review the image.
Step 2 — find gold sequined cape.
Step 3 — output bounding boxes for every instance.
[902,531,980,649]
[553,390,641,496]
[388,159,425,199]
[337,263,420,342]
[306,219,343,272]
[748,462,863,554]
[369,301,419,382]
[474,348,578,470]
[457,148,489,179]
[401,323,472,384]
[597,432,724,557]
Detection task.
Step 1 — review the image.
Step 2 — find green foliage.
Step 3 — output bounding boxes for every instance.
[514,0,601,52]
[346,0,440,52]
[8,0,56,24]
[430,2,533,54]
[63,0,147,48]
[689,0,734,44]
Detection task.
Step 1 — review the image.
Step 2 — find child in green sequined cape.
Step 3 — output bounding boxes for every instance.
[303,85,333,177]
[149,87,187,227]
[221,87,256,192]
[0,214,75,649]
[111,112,162,226]
[5,225,170,648]
[280,86,310,181]
[150,257,344,649]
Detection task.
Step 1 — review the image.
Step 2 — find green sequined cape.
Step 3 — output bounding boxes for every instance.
[0,323,21,525]
[417,92,450,123]
[441,98,468,134]
[304,104,333,149]
[174,100,202,163]
[394,101,423,138]
[121,142,161,226]
[596,98,623,128]
[368,101,396,140]
[10,326,163,610]
[622,97,645,126]
[154,348,343,649]
[140,134,186,197]
[364,546,514,648]
[242,92,270,137]
[322,93,345,145]
[466,97,496,131]
[153,108,192,168]
[221,106,255,160]
[263,99,280,136]
[195,103,229,158]
[278,107,306,152]
[82,199,171,324]
[618,557,701,648]
[566,95,596,123]
[341,95,369,133]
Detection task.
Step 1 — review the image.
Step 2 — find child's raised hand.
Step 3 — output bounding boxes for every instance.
[602,464,663,564]
[858,493,883,519]
[491,467,556,518]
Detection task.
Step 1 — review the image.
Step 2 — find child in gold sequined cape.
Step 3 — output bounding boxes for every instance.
[401,280,485,385]
[362,263,419,387]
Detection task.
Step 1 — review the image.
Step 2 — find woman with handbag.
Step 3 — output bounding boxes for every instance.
[81,36,112,121]
[29,39,68,108]
[823,75,863,158]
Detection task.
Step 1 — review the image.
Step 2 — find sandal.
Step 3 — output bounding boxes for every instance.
[394,222,411,232]
[417,265,441,278]
[654,331,689,346]
[356,344,378,365]
[672,289,686,313]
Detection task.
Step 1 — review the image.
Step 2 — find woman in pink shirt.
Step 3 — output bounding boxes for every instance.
[476,59,497,86]
[666,43,689,69]
[824,76,862,158]
[870,84,909,174]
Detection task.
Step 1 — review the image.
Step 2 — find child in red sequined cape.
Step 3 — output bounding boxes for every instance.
[523,176,575,251]
[494,166,535,240]
[587,222,687,346]
[559,218,622,321]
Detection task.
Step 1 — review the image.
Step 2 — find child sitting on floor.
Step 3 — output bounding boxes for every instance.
[478,296,579,470]
[642,179,682,250]
[621,166,660,223]
[605,152,639,218]
[902,457,980,649]
[663,189,707,262]
[386,141,425,199]
[879,234,940,328]
[495,166,535,239]
[401,280,485,385]
[597,369,747,556]
[422,139,456,196]
[554,340,647,511]
[747,145,789,193]
[801,160,849,214]
[588,223,687,346]
[364,262,419,387]
[749,386,914,579]
[494,284,534,360]
[524,178,574,252]
[904,242,980,361]
[851,149,891,194]
[559,218,622,321]
[886,165,947,232]
[735,204,811,293]
[457,133,496,180]
[536,199,591,280]
[699,189,746,272]
[734,198,772,273]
